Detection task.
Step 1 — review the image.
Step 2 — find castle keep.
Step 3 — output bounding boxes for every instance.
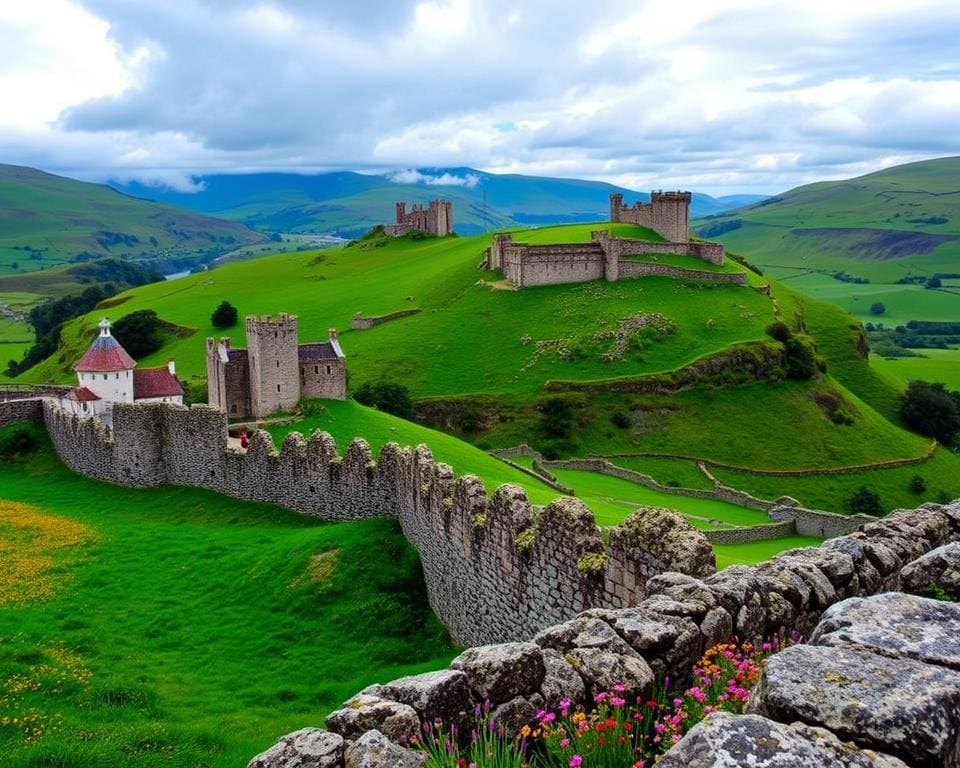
[385,199,453,237]
[610,191,691,242]
[206,314,345,419]
[486,192,731,289]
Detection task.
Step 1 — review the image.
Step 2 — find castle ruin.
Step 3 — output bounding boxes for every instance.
[610,191,691,242]
[385,200,453,237]
[485,191,731,289]
[205,314,345,419]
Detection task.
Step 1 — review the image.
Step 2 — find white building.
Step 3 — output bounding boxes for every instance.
[61,318,184,417]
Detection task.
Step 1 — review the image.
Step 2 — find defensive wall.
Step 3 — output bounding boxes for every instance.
[351,308,421,330]
[38,401,714,646]
[486,231,735,289]
[610,191,691,242]
[251,499,960,768]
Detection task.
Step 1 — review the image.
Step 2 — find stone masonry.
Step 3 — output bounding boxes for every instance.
[40,400,714,646]
[610,191,691,242]
[385,200,453,237]
[206,314,346,420]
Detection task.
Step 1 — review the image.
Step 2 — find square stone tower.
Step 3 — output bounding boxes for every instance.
[245,313,300,418]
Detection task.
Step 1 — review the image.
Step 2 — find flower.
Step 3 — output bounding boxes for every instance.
[569,755,583,768]
[611,696,626,707]
[560,738,570,748]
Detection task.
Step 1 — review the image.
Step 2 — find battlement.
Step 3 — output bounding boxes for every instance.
[245,313,298,333]
[385,199,453,237]
[610,190,691,242]
[651,190,691,203]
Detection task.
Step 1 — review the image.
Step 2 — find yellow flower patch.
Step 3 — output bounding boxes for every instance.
[0,501,96,606]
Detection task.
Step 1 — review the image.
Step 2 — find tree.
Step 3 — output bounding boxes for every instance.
[784,336,819,380]
[353,381,413,419]
[909,475,927,494]
[926,276,942,289]
[112,310,163,358]
[900,380,960,444]
[765,321,792,343]
[211,300,239,328]
[848,486,883,516]
[869,302,885,316]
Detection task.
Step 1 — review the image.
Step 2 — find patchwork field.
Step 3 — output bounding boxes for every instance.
[0,428,455,768]
[871,348,960,391]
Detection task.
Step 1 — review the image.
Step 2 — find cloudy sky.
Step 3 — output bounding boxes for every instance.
[1,0,958,195]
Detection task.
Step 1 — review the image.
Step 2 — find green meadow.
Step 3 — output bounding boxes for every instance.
[0,428,455,768]
[872,348,960,391]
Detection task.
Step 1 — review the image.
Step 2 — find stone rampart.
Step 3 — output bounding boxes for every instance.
[703,520,798,544]
[251,499,960,768]
[617,262,745,283]
[40,401,714,646]
[0,398,43,428]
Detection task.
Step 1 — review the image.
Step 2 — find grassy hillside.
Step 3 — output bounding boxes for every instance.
[114,168,765,238]
[0,427,455,767]
[0,165,266,278]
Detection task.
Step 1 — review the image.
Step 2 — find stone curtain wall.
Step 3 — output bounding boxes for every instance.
[351,309,421,330]
[251,500,960,768]
[41,401,714,646]
[0,398,43,428]
[488,232,732,288]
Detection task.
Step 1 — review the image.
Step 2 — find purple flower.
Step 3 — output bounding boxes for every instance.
[560,738,570,748]
[569,755,583,768]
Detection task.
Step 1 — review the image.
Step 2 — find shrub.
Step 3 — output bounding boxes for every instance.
[0,423,41,458]
[926,276,942,289]
[610,411,631,430]
[765,321,791,343]
[353,381,413,419]
[870,302,886,316]
[783,336,819,380]
[847,486,883,516]
[909,475,927,494]
[900,380,960,444]
[211,300,238,328]
[539,396,583,440]
[112,310,162,359]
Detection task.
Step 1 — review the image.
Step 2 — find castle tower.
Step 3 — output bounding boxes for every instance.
[395,202,406,224]
[650,191,691,242]
[245,313,300,418]
[610,193,623,222]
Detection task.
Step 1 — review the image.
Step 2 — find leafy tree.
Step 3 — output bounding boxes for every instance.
[869,302,886,316]
[539,396,580,440]
[926,276,942,289]
[610,411,631,429]
[900,380,960,444]
[909,475,927,494]
[112,310,163,359]
[783,336,819,380]
[211,300,238,328]
[847,486,883,516]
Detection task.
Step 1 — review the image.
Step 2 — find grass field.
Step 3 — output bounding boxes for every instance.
[0,428,455,768]
[872,348,960,391]
[20,223,774,397]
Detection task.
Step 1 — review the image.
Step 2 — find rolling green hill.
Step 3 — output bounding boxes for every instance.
[693,157,960,321]
[0,164,266,279]
[16,220,960,517]
[113,168,765,238]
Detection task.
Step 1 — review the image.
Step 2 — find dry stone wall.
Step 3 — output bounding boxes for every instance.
[40,401,714,646]
[0,398,42,428]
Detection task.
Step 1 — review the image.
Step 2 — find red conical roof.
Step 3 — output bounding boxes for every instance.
[75,321,137,372]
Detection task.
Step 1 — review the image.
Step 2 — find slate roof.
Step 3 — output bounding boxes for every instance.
[133,367,184,398]
[298,342,343,362]
[65,386,101,402]
[75,333,137,372]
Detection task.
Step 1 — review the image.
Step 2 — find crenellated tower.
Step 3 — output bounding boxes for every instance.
[245,313,300,418]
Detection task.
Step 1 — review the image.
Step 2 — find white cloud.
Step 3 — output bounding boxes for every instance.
[0,0,957,195]
[387,169,480,187]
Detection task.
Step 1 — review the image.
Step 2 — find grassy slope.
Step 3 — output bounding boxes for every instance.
[872,348,960,391]
[0,432,455,768]
[694,156,960,325]
[22,224,774,397]
[0,165,265,277]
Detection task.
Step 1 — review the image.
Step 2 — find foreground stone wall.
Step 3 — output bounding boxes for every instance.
[40,401,714,646]
[250,500,960,768]
[0,398,43,428]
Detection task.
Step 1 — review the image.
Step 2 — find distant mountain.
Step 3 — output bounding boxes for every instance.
[113,168,766,237]
[0,164,266,278]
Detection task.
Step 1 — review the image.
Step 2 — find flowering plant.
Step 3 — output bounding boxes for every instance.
[408,701,528,768]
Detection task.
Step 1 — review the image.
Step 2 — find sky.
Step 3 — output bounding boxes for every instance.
[1,0,958,195]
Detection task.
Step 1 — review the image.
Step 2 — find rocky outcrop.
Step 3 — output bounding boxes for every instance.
[899,541,960,600]
[248,729,345,768]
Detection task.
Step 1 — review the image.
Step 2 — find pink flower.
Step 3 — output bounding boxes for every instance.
[594,692,608,704]
[611,696,626,707]
[560,738,570,748]
[569,755,583,768]
[559,697,572,714]
[612,683,626,693]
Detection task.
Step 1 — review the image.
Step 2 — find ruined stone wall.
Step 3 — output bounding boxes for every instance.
[39,401,714,647]
[351,309,421,329]
[389,200,453,237]
[616,262,746,284]
[0,398,42,428]
[501,243,605,287]
[610,192,691,242]
[703,520,798,544]
[770,505,879,538]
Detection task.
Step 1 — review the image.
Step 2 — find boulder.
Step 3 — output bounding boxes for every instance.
[343,730,425,768]
[533,617,636,656]
[748,643,960,768]
[656,712,909,768]
[539,648,585,711]
[899,542,960,600]
[564,648,653,701]
[247,729,344,768]
[811,593,960,671]
[381,670,472,726]
[489,694,543,735]
[326,695,420,742]
[450,642,545,703]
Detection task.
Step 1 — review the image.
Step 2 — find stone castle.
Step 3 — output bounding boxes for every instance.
[384,199,453,237]
[485,192,732,289]
[205,314,345,420]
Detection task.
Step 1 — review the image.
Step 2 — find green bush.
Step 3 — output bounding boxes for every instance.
[847,486,883,516]
[869,302,886,316]
[112,310,163,359]
[784,336,819,380]
[765,321,792,343]
[211,300,238,328]
[353,381,413,419]
[909,475,927,494]
[0,422,41,458]
[900,380,960,445]
[610,411,631,429]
